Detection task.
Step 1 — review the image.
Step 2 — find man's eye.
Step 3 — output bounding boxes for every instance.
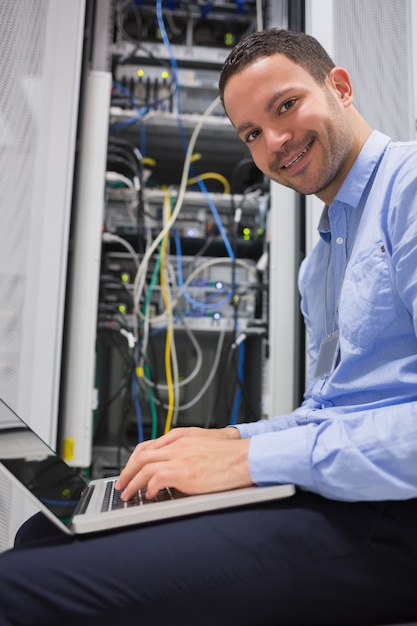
[280,99,296,113]
[246,129,260,143]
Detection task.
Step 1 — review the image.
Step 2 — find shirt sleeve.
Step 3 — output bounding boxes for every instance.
[246,402,417,501]
[236,147,417,503]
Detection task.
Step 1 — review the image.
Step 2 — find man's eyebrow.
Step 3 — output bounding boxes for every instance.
[235,88,292,136]
[265,88,291,112]
[236,120,255,136]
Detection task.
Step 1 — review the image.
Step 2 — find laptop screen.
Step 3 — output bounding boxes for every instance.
[0,400,87,528]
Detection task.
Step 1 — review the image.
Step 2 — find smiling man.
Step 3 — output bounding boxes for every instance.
[219,29,369,205]
[1,28,417,626]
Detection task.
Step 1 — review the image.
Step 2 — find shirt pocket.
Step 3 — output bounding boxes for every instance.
[339,246,397,349]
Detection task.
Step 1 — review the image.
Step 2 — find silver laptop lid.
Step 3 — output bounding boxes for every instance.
[0,398,87,532]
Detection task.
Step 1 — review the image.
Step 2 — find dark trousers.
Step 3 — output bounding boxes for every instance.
[1,490,417,626]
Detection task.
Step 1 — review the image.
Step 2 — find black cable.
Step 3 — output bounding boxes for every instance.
[93,330,133,443]
[106,153,139,178]
[224,338,242,422]
[106,136,143,187]
[228,337,260,423]
[114,0,143,47]
[106,134,144,235]
[100,273,134,304]
[192,233,217,258]
[116,359,137,467]
[204,333,235,428]
[113,0,176,112]
[108,135,143,168]
[230,157,264,195]
[112,80,175,111]
[132,339,166,436]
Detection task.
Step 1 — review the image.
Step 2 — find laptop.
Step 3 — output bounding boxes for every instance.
[0,398,295,535]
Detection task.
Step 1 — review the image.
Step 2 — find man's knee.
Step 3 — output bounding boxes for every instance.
[14,512,69,548]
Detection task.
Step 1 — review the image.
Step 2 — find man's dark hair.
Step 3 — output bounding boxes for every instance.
[219,28,335,106]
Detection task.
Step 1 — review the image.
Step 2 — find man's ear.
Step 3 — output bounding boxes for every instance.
[327,67,354,107]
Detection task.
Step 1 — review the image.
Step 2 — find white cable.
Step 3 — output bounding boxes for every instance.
[102,231,140,341]
[102,232,139,269]
[106,171,134,188]
[142,264,204,391]
[256,0,263,31]
[135,255,259,326]
[177,256,259,306]
[161,328,226,412]
[132,95,221,317]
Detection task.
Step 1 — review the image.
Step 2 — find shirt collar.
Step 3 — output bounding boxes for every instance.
[318,130,391,237]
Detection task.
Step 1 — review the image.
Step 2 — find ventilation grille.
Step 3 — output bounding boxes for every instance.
[334,0,414,141]
[0,0,49,552]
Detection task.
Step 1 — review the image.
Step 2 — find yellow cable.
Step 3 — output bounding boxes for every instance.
[142,157,157,167]
[133,95,222,319]
[187,171,231,194]
[160,190,175,433]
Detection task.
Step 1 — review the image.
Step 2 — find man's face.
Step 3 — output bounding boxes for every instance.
[223,54,356,204]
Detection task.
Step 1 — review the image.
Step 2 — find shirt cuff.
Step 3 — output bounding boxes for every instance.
[248,426,312,489]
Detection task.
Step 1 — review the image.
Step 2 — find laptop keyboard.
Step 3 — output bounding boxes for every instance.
[101,480,187,512]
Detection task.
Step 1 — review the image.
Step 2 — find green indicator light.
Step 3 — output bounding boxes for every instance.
[62,488,71,498]
[225,33,233,46]
[121,273,129,283]
[119,304,126,314]
[243,227,251,236]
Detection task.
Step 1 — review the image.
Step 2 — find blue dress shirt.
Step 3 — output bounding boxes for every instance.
[236,130,417,501]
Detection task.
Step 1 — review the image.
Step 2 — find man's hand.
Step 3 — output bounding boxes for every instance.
[114,426,253,500]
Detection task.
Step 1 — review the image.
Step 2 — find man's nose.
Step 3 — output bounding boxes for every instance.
[263,126,292,153]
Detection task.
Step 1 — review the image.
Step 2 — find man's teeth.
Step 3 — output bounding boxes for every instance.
[284,146,308,168]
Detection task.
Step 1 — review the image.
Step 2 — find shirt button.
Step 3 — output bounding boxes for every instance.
[336,237,344,244]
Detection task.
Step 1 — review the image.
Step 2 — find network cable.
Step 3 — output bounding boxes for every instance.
[159,189,179,433]
[155,0,235,258]
[132,93,222,318]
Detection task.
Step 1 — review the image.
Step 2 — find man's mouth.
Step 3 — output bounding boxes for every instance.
[281,142,313,169]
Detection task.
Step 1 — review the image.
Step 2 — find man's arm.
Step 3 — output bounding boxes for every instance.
[246,400,417,501]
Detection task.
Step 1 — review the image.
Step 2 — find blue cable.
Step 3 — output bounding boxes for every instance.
[110,116,141,131]
[230,341,245,425]
[131,367,144,442]
[111,80,149,155]
[155,1,235,259]
[112,80,149,117]
[173,229,232,312]
[201,1,214,18]
[195,177,235,258]
[236,0,246,15]
[156,0,183,128]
